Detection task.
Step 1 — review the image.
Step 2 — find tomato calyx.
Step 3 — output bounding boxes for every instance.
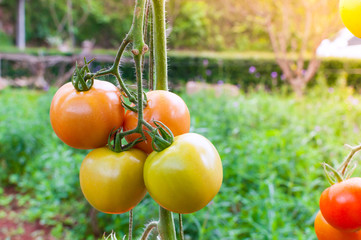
[72,58,96,92]
[108,128,144,153]
[322,163,344,185]
[323,143,361,185]
[145,120,174,152]
[121,91,148,113]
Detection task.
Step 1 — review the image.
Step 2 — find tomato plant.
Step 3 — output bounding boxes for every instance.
[320,177,361,232]
[79,147,147,214]
[339,0,361,38]
[314,211,361,240]
[49,0,222,237]
[143,133,223,214]
[123,90,190,154]
[50,80,124,149]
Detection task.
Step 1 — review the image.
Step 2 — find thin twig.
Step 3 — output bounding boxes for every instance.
[140,221,158,240]
[148,3,154,90]
[142,0,151,72]
[128,209,133,240]
[338,144,361,177]
[179,214,185,240]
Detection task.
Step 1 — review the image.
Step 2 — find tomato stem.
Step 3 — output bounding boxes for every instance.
[140,221,158,240]
[150,0,177,238]
[142,0,150,72]
[151,0,167,90]
[128,209,133,240]
[338,144,361,178]
[158,207,177,240]
[134,55,146,135]
[178,214,185,240]
[111,39,135,103]
[148,4,154,90]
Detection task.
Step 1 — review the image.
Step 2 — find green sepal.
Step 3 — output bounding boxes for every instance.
[108,128,144,153]
[72,58,95,92]
[153,120,174,142]
[122,100,138,113]
[322,162,344,185]
[145,120,174,152]
[345,162,357,179]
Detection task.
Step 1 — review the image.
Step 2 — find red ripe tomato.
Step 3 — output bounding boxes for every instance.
[320,177,361,232]
[123,90,190,154]
[50,80,124,149]
[314,211,361,240]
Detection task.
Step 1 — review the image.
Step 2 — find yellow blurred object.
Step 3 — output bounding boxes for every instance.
[339,0,361,38]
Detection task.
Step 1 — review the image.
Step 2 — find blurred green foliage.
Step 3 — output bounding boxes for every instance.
[1,85,361,239]
[0,30,12,47]
[2,52,360,92]
[0,0,270,51]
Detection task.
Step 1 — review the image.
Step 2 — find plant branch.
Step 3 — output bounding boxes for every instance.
[179,214,184,240]
[151,0,167,90]
[158,207,177,240]
[140,221,158,240]
[338,144,361,177]
[149,4,154,90]
[129,209,133,240]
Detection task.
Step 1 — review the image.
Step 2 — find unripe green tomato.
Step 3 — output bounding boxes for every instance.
[80,147,147,214]
[144,133,223,214]
[339,0,361,38]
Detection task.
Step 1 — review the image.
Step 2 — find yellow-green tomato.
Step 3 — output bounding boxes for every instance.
[80,147,147,214]
[340,0,361,38]
[144,133,223,214]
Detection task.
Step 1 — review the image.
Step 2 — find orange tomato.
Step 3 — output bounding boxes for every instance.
[314,211,361,240]
[50,80,124,149]
[123,90,190,154]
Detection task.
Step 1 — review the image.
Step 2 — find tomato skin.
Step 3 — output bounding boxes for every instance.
[123,90,190,154]
[79,147,147,214]
[143,133,223,214]
[339,0,361,38]
[50,80,124,149]
[320,177,361,232]
[314,211,361,240]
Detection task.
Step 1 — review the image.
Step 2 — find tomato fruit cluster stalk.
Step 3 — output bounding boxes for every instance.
[49,0,223,239]
[315,145,361,239]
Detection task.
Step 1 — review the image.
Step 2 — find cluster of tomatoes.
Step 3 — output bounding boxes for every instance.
[315,177,361,240]
[314,1,361,239]
[50,80,223,214]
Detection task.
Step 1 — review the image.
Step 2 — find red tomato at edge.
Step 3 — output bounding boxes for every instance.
[320,177,361,232]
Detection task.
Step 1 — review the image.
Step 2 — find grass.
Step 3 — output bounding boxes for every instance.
[1,85,361,239]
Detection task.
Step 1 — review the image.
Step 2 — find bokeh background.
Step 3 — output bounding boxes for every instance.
[1,0,361,239]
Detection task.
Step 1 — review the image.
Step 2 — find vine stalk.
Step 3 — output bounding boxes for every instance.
[149,0,177,239]
[338,144,361,177]
[151,0,168,91]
